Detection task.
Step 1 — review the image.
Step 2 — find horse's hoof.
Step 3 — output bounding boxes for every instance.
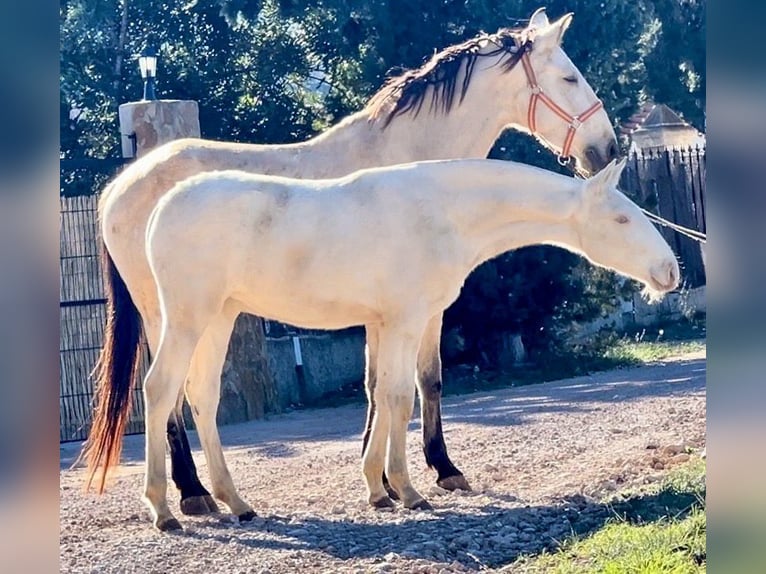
[238,510,257,523]
[371,495,396,509]
[437,474,472,492]
[384,483,401,501]
[156,517,183,532]
[180,494,220,515]
[407,498,433,511]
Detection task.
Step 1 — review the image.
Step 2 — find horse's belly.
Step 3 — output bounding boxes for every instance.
[234,290,380,330]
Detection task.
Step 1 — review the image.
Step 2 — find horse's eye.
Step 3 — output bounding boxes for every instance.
[615,214,629,224]
[563,76,578,84]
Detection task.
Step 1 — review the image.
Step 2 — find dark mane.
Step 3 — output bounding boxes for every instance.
[366,28,532,127]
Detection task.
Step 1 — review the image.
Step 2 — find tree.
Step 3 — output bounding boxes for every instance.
[60,0,706,368]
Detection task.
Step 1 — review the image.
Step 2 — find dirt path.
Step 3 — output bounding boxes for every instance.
[60,351,705,573]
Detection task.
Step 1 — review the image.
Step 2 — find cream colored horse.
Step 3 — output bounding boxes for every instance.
[86,8,619,516]
[130,157,677,530]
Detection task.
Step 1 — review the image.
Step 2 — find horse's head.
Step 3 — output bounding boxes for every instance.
[517,8,619,175]
[572,158,680,299]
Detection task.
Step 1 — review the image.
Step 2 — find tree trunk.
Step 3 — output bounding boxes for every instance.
[112,0,129,96]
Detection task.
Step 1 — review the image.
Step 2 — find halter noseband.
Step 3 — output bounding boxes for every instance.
[518,45,604,165]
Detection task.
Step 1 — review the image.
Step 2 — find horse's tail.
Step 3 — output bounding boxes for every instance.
[83,238,143,493]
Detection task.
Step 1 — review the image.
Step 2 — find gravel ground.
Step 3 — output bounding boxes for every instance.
[60,350,705,573]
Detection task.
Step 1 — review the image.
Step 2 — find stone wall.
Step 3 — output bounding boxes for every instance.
[569,286,706,343]
[265,328,366,408]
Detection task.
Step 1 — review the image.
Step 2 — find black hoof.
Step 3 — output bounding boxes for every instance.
[371,496,396,509]
[180,494,220,515]
[408,499,434,511]
[156,517,183,532]
[238,510,257,523]
[437,474,472,492]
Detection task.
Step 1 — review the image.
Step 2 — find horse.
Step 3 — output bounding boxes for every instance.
[85,8,619,517]
[123,157,678,530]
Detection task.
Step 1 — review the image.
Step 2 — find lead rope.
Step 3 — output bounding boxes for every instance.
[639,208,707,244]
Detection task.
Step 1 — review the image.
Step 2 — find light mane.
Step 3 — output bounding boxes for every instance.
[366,28,532,127]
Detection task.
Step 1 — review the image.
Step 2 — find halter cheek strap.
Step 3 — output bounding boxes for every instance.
[519,50,604,164]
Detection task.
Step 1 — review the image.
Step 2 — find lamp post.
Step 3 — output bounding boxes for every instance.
[138,46,158,101]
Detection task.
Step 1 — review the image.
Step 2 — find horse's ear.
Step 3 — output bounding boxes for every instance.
[554,13,574,44]
[589,158,627,195]
[531,11,573,52]
[528,7,549,29]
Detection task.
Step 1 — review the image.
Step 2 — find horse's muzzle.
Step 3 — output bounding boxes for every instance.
[585,140,620,174]
[650,259,680,292]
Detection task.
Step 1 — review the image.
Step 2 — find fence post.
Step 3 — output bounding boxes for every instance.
[116,98,277,426]
[118,99,200,158]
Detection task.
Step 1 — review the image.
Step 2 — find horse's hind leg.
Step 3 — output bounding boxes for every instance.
[417,313,470,491]
[184,302,255,521]
[142,324,202,531]
[168,390,220,515]
[144,311,217,515]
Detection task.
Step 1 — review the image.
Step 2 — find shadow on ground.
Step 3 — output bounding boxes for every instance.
[170,478,705,570]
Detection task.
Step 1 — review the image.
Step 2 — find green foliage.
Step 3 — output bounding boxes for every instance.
[60,0,706,355]
[517,459,706,573]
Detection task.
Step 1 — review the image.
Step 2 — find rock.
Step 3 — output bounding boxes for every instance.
[652,461,665,470]
[670,453,690,464]
[483,463,498,473]
[331,505,346,515]
[429,486,449,497]
[663,444,684,456]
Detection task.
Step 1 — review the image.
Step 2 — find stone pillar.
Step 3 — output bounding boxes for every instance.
[118,99,200,158]
[118,99,278,425]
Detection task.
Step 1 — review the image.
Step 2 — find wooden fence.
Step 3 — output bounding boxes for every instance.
[59,159,149,442]
[621,146,706,288]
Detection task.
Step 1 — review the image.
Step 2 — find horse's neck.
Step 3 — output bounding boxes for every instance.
[440,163,584,267]
[246,50,528,175]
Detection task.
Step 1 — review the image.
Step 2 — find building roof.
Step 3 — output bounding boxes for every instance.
[623,103,705,151]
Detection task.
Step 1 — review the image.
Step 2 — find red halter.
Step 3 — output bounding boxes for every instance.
[519,50,604,165]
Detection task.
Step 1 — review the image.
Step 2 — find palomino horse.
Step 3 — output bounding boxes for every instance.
[86,8,619,516]
[133,157,677,530]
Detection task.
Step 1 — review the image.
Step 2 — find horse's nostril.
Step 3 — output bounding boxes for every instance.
[668,264,678,286]
[585,146,599,166]
[607,140,619,161]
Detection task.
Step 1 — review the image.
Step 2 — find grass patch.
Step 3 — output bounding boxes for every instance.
[603,319,706,365]
[512,459,706,573]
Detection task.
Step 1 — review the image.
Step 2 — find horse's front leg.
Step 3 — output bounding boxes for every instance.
[379,323,430,509]
[361,324,399,500]
[417,313,471,491]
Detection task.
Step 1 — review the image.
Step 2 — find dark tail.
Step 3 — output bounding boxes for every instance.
[83,239,143,493]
